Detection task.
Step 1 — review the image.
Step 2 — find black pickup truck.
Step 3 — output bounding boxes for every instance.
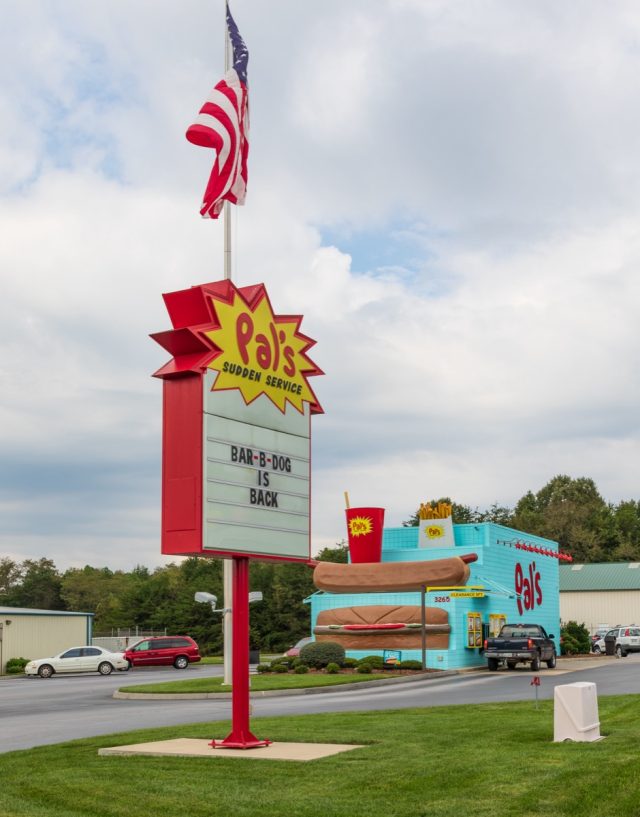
[483,623,557,671]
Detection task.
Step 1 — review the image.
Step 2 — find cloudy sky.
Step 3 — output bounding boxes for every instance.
[2,0,639,571]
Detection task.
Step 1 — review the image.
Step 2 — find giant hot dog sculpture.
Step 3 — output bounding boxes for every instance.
[312,553,477,650]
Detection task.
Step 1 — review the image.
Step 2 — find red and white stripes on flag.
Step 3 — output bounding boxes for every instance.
[186,3,249,219]
[186,73,249,219]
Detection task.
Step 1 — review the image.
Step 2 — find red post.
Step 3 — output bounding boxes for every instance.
[212,556,270,749]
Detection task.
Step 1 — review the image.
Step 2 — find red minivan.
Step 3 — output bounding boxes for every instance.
[123,636,201,669]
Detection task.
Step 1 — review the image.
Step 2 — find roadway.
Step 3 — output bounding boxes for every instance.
[2,654,639,753]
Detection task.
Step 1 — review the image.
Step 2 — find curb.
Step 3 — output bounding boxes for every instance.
[113,670,461,700]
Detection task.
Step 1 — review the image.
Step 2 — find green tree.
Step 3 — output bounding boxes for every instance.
[251,560,315,652]
[560,621,591,655]
[512,475,612,561]
[315,541,349,563]
[6,558,64,610]
[476,503,514,526]
[60,566,132,629]
[0,558,21,597]
[611,501,640,560]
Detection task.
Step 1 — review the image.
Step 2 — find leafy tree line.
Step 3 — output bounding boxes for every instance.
[0,544,348,655]
[2,475,639,652]
[404,475,640,564]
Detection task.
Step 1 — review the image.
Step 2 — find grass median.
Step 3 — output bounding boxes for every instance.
[118,670,401,694]
[2,696,637,817]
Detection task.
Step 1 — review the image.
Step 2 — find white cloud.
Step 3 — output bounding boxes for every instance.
[2,0,640,570]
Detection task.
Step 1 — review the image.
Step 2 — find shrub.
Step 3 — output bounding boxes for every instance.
[273,662,289,673]
[299,640,345,669]
[560,635,580,655]
[294,664,309,674]
[270,657,291,670]
[398,660,423,670]
[256,663,272,673]
[325,662,340,674]
[6,657,29,674]
[342,657,358,668]
[357,655,384,670]
[560,621,590,655]
[357,663,372,674]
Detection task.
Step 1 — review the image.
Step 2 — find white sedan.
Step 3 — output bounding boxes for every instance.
[25,646,129,678]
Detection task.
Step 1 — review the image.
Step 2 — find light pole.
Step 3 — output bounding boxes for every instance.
[195,590,263,687]
[195,592,231,684]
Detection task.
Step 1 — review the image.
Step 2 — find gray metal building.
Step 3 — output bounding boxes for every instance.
[0,607,94,673]
[559,562,640,634]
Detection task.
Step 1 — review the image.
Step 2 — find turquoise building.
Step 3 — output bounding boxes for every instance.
[309,522,561,670]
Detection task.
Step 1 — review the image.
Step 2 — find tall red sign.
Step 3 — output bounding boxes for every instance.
[152,279,323,749]
[151,279,323,562]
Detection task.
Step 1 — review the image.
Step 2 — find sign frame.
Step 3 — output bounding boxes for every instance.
[151,279,323,563]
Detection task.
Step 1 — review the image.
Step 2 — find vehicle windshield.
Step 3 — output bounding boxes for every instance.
[131,640,150,651]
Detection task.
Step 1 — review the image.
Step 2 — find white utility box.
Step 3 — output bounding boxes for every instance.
[554,682,602,742]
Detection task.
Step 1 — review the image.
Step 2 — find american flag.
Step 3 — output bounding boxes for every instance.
[186,2,249,219]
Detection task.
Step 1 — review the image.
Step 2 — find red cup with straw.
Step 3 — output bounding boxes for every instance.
[344,492,385,563]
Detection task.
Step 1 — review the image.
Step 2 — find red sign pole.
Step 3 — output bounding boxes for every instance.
[211,556,271,749]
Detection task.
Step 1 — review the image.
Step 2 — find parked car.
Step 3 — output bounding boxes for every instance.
[592,637,606,654]
[601,626,640,658]
[24,646,128,678]
[284,637,313,657]
[123,636,201,669]
[591,628,609,647]
[483,623,557,671]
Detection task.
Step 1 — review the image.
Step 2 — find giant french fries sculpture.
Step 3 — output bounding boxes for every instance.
[418,501,452,520]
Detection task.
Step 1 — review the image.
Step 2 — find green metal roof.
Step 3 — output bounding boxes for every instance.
[0,606,93,617]
[560,563,640,592]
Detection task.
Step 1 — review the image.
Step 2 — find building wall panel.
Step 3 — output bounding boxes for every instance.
[0,613,91,672]
[560,591,640,633]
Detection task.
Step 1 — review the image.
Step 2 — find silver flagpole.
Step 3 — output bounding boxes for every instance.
[222,0,233,687]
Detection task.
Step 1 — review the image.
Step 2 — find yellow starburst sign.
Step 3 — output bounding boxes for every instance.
[348,516,373,537]
[203,283,323,414]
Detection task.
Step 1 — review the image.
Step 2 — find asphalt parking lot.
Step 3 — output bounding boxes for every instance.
[3,652,640,753]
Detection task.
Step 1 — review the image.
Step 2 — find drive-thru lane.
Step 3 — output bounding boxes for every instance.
[2,655,639,753]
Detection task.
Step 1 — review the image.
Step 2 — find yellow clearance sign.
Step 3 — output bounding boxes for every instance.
[203,286,322,414]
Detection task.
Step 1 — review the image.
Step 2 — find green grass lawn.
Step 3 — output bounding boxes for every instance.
[119,670,397,694]
[1,696,638,817]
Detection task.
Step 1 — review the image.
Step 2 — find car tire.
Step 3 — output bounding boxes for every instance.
[593,645,601,654]
[174,656,189,670]
[615,645,625,658]
[38,664,54,679]
[98,662,113,675]
[531,654,541,672]
[546,651,557,669]
[487,658,499,672]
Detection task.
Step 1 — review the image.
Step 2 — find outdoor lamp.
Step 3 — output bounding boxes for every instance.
[194,591,218,609]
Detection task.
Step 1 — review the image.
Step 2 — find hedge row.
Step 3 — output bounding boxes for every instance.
[257,643,425,674]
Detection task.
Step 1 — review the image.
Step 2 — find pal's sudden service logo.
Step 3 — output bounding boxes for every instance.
[348,515,374,537]
[203,285,323,414]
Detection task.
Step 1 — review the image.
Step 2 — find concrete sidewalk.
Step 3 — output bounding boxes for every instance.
[99,738,366,762]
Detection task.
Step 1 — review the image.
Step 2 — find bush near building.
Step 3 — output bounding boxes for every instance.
[560,621,591,654]
[6,657,30,674]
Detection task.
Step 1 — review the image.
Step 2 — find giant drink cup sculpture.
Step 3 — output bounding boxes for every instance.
[345,497,385,563]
